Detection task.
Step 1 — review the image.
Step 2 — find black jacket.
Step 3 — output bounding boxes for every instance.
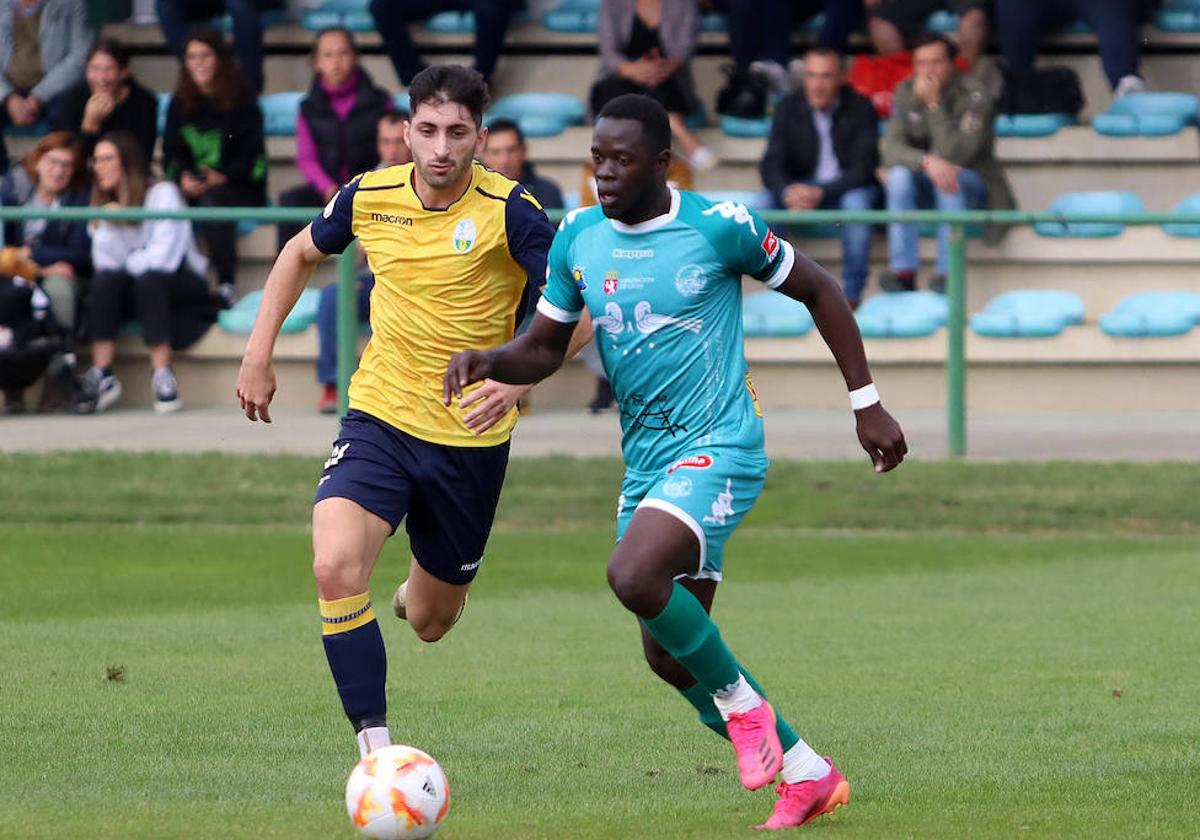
[49,78,159,160]
[300,67,391,187]
[162,85,267,200]
[520,162,564,210]
[760,85,879,207]
[0,171,91,275]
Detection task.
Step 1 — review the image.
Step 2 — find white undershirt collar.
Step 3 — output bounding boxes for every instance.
[609,187,680,234]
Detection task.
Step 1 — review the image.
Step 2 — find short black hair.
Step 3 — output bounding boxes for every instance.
[910,31,958,60]
[379,110,409,126]
[88,37,131,69]
[597,93,671,154]
[803,45,842,64]
[408,64,490,128]
[486,117,525,145]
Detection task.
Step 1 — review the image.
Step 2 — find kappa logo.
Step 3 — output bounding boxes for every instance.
[667,454,713,473]
[603,270,619,295]
[616,493,627,518]
[612,247,654,259]
[702,479,736,526]
[761,229,779,259]
[453,218,477,253]
[702,200,757,234]
[324,442,350,470]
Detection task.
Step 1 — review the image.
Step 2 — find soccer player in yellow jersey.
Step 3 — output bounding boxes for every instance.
[235,66,555,758]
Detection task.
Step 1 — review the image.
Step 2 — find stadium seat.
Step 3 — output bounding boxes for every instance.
[561,190,581,209]
[5,118,49,138]
[700,190,770,211]
[156,91,171,135]
[926,10,959,32]
[1033,191,1143,238]
[218,288,321,336]
[1098,291,1200,337]
[541,0,598,31]
[300,1,373,32]
[970,290,1085,338]
[994,113,1073,137]
[700,12,727,32]
[1156,0,1200,31]
[487,93,585,138]
[393,92,410,113]
[1162,193,1200,237]
[259,92,304,137]
[720,115,772,138]
[424,10,473,32]
[855,291,947,338]
[742,290,815,337]
[209,9,286,32]
[1092,92,1200,137]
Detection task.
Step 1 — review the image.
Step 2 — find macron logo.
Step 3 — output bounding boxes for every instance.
[370,212,413,226]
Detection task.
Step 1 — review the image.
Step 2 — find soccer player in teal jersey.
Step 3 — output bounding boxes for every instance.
[445,94,907,830]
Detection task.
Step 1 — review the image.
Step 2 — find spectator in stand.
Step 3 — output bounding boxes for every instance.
[277,26,392,252]
[368,0,520,87]
[49,38,158,160]
[714,0,864,94]
[865,1,989,68]
[82,131,219,414]
[162,29,267,306]
[0,131,89,339]
[480,118,564,210]
[155,0,280,94]
[315,111,411,414]
[995,0,1149,96]
[591,0,714,171]
[0,0,92,174]
[760,47,879,309]
[880,32,1013,293]
[0,131,89,411]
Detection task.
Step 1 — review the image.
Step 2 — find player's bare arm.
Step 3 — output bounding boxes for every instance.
[774,249,908,472]
[444,312,576,405]
[236,225,328,423]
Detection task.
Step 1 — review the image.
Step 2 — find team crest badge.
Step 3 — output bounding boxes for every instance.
[572,265,587,291]
[452,218,477,253]
[603,270,619,295]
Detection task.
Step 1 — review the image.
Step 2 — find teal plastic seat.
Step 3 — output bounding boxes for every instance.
[970,290,1085,338]
[259,92,304,137]
[300,4,373,31]
[488,93,585,138]
[720,115,771,138]
[926,10,959,32]
[700,12,727,32]
[210,9,285,32]
[156,91,171,135]
[700,190,770,211]
[218,288,321,336]
[855,291,947,338]
[5,118,49,137]
[1092,92,1199,137]
[1099,291,1200,337]
[1162,193,1200,237]
[542,9,596,31]
[1034,191,1143,237]
[393,92,410,114]
[743,291,815,337]
[562,190,581,209]
[994,113,1073,137]
[1157,9,1200,30]
[425,11,473,32]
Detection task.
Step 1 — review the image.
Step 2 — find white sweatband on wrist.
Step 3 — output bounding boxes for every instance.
[849,383,880,411]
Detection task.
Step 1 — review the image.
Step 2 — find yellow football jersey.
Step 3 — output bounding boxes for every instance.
[311,162,554,447]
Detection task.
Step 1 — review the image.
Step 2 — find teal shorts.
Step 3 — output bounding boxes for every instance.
[616,447,768,581]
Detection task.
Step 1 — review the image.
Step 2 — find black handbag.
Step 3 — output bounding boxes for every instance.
[715,63,769,119]
[998,66,1085,116]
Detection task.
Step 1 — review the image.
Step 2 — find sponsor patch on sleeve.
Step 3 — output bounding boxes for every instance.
[761,228,779,259]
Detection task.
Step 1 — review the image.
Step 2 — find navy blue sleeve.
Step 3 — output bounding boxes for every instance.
[310,175,362,255]
[504,184,556,317]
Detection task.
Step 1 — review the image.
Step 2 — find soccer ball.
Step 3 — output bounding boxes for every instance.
[345,745,450,840]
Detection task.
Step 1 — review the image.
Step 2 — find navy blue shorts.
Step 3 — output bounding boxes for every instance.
[314,410,510,585]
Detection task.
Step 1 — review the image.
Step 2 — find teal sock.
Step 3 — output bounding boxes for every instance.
[641,583,740,693]
[677,666,800,751]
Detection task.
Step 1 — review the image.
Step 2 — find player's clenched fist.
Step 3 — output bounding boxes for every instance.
[237,358,277,423]
[443,350,493,404]
[855,403,907,473]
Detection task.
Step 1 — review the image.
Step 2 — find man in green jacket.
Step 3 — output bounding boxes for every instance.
[880,31,1014,293]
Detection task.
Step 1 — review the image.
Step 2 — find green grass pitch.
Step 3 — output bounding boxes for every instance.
[1,453,1198,839]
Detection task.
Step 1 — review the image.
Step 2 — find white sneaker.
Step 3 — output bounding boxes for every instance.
[689,146,718,172]
[1115,75,1146,98]
[152,366,182,414]
[79,366,122,413]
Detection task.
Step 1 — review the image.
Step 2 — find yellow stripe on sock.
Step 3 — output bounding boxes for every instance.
[319,592,376,635]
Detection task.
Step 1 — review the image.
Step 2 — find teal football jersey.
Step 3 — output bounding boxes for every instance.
[538,189,795,472]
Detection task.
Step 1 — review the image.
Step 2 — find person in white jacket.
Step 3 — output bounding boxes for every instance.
[81,131,217,413]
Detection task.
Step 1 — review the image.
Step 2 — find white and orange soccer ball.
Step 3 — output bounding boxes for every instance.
[345,745,450,840]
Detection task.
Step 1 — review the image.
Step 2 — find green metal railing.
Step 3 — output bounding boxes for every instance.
[3,204,1197,456]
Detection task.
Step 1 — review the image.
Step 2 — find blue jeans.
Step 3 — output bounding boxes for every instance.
[886,166,985,275]
[316,274,373,385]
[820,185,878,304]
